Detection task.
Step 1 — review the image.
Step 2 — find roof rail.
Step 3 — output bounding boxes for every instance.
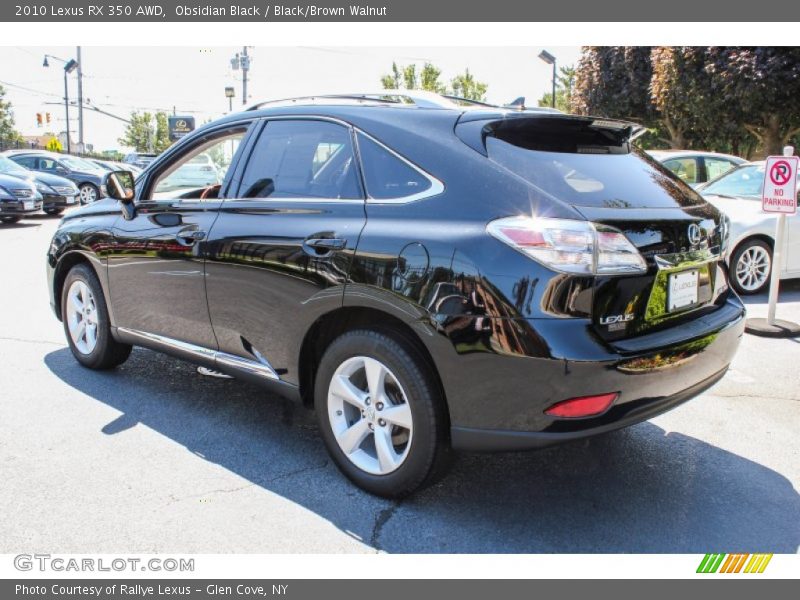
[247,90,464,111]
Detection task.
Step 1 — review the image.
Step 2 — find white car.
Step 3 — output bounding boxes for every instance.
[700,161,800,294]
[649,150,747,188]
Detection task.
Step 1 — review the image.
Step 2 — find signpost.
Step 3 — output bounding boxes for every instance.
[168,116,195,142]
[745,146,800,337]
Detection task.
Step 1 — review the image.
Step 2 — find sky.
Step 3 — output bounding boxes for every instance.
[0,46,581,152]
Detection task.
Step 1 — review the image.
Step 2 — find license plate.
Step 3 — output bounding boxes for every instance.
[67,195,76,204]
[23,201,34,210]
[668,269,699,311]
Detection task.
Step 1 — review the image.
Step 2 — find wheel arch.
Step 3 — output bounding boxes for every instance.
[297,306,450,422]
[52,251,104,321]
[731,233,774,259]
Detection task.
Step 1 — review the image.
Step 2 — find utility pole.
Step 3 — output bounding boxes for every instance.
[241,46,249,106]
[76,46,84,150]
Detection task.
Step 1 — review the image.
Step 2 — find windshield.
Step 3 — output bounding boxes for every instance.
[702,164,766,199]
[60,156,100,171]
[486,136,704,209]
[0,155,29,175]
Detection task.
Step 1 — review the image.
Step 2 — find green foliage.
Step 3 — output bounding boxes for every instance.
[0,85,22,143]
[45,137,63,152]
[572,46,800,158]
[380,62,487,101]
[537,66,576,112]
[450,69,488,102]
[118,111,173,153]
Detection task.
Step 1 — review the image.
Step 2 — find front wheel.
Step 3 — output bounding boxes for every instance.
[1,216,21,224]
[315,329,451,498]
[78,183,98,204]
[730,239,772,295]
[45,207,64,216]
[61,263,132,369]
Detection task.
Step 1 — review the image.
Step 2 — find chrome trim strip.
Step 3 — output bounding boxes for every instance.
[116,328,280,382]
[215,351,280,381]
[653,248,721,270]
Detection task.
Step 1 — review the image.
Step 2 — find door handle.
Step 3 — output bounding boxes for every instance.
[175,230,206,245]
[302,237,346,256]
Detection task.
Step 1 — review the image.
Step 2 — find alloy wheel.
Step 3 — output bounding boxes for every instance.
[66,280,99,354]
[327,356,413,475]
[735,245,771,292]
[79,184,97,204]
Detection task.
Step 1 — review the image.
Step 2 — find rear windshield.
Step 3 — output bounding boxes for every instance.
[486,133,704,209]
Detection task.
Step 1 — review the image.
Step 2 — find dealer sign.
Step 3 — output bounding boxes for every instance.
[762,155,798,214]
[168,116,195,142]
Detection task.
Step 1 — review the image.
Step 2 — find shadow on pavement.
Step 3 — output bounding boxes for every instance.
[739,278,800,305]
[44,346,800,553]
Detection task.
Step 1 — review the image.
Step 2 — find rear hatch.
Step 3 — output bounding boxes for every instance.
[457,113,731,343]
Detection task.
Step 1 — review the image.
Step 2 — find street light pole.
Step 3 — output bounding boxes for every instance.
[241,46,249,106]
[63,68,71,153]
[76,46,84,150]
[44,54,79,154]
[538,49,557,109]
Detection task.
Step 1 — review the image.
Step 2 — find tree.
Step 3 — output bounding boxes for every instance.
[0,84,22,144]
[45,137,63,152]
[450,69,488,102]
[154,112,172,153]
[380,62,486,99]
[118,111,173,152]
[705,47,800,156]
[537,66,575,112]
[571,47,654,123]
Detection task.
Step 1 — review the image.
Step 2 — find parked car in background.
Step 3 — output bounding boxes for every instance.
[123,152,158,170]
[649,150,747,188]
[699,161,800,294]
[3,151,109,204]
[0,155,79,215]
[153,152,222,194]
[91,159,143,176]
[47,92,745,497]
[0,173,42,223]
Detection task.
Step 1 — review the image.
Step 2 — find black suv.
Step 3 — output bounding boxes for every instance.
[46,93,745,497]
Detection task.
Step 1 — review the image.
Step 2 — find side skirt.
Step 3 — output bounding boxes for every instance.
[113,327,301,402]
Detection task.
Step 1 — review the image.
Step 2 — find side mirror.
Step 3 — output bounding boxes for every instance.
[107,170,136,204]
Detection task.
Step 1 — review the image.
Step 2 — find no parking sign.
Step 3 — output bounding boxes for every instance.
[762,155,798,214]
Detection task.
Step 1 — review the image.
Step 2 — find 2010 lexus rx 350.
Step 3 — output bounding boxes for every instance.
[46,93,746,497]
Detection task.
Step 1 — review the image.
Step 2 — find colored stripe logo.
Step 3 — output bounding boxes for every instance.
[697,553,773,573]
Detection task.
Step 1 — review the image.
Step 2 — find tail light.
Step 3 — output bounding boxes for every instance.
[487,216,647,275]
[544,392,618,418]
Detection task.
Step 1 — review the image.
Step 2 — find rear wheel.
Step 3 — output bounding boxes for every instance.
[0,216,21,224]
[731,239,772,295]
[61,264,132,369]
[315,329,451,498]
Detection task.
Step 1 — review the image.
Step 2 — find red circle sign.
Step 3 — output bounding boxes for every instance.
[769,160,792,185]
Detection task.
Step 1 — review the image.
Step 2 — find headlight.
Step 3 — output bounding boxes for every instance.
[0,186,13,200]
[36,182,54,194]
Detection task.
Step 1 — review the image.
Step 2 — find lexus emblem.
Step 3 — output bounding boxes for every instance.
[688,223,702,245]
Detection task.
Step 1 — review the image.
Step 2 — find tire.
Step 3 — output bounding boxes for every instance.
[45,207,64,216]
[315,329,451,498]
[730,238,772,295]
[1,216,21,224]
[78,183,99,205]
[61,263,132,369]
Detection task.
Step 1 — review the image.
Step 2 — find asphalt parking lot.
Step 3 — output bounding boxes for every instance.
[1,210,798,554]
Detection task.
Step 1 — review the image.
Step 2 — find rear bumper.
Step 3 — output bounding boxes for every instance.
[440,296,746,451]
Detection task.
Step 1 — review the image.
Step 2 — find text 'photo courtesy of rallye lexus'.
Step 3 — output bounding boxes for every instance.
[46,92,745,497]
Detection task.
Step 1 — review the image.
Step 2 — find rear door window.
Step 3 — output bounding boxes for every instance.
[356,133,432,200]
[238,120,362,200]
